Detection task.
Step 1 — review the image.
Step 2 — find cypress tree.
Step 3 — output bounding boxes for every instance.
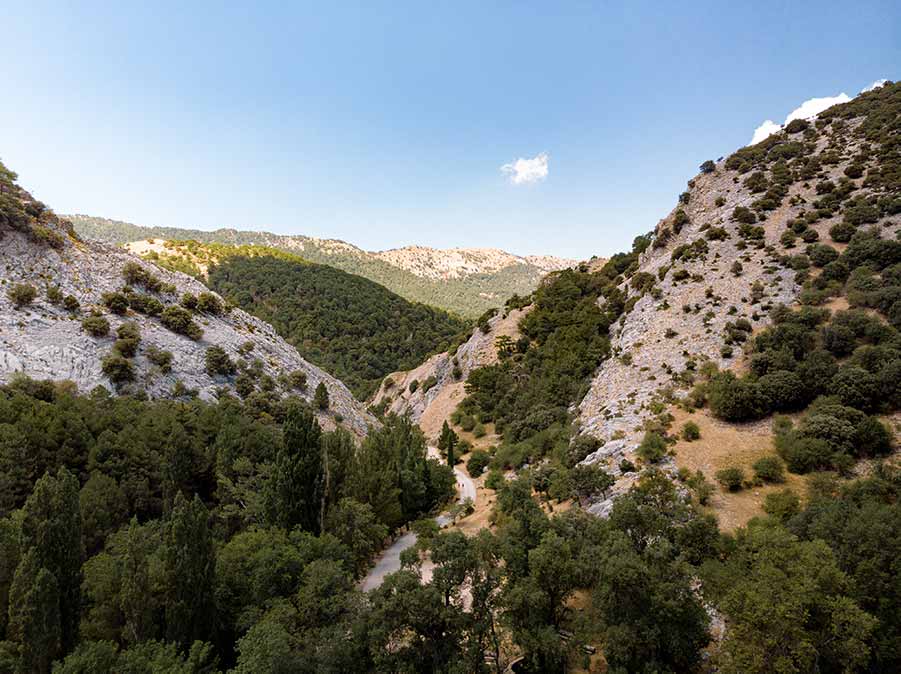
[164,493,216,649]
[18,468,81,654]
[7,548,61,674]
[265,403,324,533]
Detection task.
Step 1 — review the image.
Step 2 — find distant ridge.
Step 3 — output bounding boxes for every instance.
[66,215,576,317]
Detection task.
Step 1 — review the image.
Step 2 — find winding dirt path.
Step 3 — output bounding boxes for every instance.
[360,447,476,591]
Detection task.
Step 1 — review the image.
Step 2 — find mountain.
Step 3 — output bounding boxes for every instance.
[124,239,469,399]
[64,215,575,317]
[387,81,901,520]
[0,162,375,436]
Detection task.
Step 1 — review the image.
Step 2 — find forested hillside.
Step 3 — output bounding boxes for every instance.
[66,216,573,317]
[133,240,469,399]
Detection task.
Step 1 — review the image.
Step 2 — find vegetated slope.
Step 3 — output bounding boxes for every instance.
[66,215,575,317]
[128,240,469,399]
[0,161,374,435]
[574,80,901,513]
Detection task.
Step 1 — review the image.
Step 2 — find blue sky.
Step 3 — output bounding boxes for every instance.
[1,1,898,258]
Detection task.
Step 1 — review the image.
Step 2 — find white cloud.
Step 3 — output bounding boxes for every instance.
[750,120,782,145]
[501,152,549,185]
[861,78,888,93]
[749,92,851,145]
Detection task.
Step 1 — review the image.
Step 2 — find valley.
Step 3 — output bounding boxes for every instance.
[1,78,899,674]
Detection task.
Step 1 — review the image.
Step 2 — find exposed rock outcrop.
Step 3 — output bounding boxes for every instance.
[1,187,375,436]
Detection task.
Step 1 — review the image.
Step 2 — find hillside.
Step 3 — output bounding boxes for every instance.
[125,239,469,399]
[0,161,375,436]
[65,215,575,317]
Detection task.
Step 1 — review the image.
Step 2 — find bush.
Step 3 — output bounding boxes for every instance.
[82,314,110,337]
[732,206,757,224]
[197,292,223,314]
[485,469,504,490]
[45,284,63,305]
[146,345,173,372]
[466,450,491,477]
[160,305,203,340]
[807,244,839,267]
[101,291,130,315]
[460,415,476,432]
[63,295,80,312]
[708,372,766,421]
[715,467,745,491]
[101,352,135,384]
[681,421,701,441]
[408,379,419,393]
[472,422,486,438]
[314,381,329,410]
[752,455,786,483]
[699,160,716,174]
[829,222,856,243]
[127,293,164,316]
[637,431,667,463]
[205,345,236,377]
[784,118,809,134]
[180,293,199,311]
[762,489,800,521]
[288,370,307,391]
[757,370,806,412]
[7,283,37,308]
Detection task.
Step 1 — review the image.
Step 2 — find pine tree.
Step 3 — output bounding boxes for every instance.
[265,403,324,532]
[164,493,216,649]
[120,518,153,644]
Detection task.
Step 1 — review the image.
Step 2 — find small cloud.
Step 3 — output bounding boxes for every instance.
[501,152,549,185]
[861,78,888,93]
[749,92,851,145]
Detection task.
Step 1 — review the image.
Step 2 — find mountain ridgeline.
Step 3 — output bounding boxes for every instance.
[131,240,469,399]
[66,215,575,318]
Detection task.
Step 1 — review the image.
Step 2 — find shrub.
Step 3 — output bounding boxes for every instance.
[82,314,110,337]
[314,382,329,410]
[160,305,203,340]
[101,291,130,315]
[637,431,667,463]
[752,455,785,483]
[101,352,135,384]
[146,345,173,372]
[122,261,162,291]
[288,370,307,391]
[485,470,504,490]
[7,283,37,308]
[708,372,765,421]
[63,295,80,312]
[205,345,236,377]
[732,206,757,224]
[829,221,856,243]
[408,379,419,393]
[114,322,141,358]
[681,421,701,441]
[197,292,223,314]
[127,293,164,316]
[784,118,809,134]
[762,489,800,521]
[466,450,491,477]
[460,415,476,432]
[699,160,716,174]
[715,467,744,491]
[473,422,486,438]
[180,293,199,311]
[45,284,63,305]
[807,244,839,267]
[758,370,806,412]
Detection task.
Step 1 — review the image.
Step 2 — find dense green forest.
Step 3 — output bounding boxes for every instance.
[0,377,456,672]
[66,216,559,318]
[139,241,469,399]
[0,375,897,672]
[206,253,468,399]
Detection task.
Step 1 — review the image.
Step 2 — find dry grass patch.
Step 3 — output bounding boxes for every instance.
[670,407,808,532]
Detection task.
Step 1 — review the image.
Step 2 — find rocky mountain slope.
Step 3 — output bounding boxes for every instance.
[575,82,901,514]
[371,306,529,441]
[0,165,375,436]
[65,216,575,317]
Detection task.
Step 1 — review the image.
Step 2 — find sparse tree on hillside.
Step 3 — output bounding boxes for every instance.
[314,382,329,410]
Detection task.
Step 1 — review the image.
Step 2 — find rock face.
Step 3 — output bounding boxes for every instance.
[373,246,575,281]
[0,192,375,436]
[371,308,528,441]
[575,115,893,514]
